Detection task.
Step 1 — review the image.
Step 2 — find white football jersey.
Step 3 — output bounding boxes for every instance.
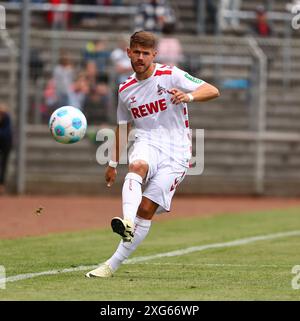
[117,63,205,167]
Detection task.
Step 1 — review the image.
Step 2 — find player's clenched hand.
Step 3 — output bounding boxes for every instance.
[105,166,117,187]
[169,88,190,104]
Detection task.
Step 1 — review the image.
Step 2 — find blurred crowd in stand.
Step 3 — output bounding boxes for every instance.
[0,0,292,195]
[4,0,281,37]
[13,0,278,128]
[39,0,183,128]
[44,47,111,127]
[42,31,183,128]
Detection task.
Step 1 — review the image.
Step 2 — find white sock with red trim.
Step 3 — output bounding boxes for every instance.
[122,172,143,223]
[107,216,151,272]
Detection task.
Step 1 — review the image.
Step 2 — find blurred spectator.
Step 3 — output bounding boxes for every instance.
[84,60,99,88]
[29,49,44,82]
[219,0,241,31]
[110,37,132,85]
[43,78,57,119]
[83,59,109,95]
[0,104,12,195]
[53,50,75,107]
[69,72,90,110]
[134,0,176,34]
[251,5,273,37]
[205,0,218,34]
[81,59,112,124]
[47,0,72,29]
[195,0,218,34]
[74,0,98,27]
[83,39,111,79]
[84,81,112,125]
[156,22,183,67]
[97,0,123,4]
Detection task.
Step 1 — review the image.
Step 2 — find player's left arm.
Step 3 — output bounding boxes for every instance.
[170,82,220,105]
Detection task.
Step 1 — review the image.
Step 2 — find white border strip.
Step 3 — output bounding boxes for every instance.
[6,230,300,283]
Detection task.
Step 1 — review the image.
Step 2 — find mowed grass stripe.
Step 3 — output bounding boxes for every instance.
[5,230,300,284]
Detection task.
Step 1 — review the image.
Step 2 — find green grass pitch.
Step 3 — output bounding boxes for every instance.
[1,208,300,300]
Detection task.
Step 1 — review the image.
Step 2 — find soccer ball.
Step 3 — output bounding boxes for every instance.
[49,106,87,144]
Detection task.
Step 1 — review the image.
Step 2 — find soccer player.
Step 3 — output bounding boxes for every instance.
[86,31,219,278]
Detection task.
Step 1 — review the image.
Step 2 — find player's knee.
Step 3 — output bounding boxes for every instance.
[137,204,154,220]
[129,160,148,177]
[137,206,153,220]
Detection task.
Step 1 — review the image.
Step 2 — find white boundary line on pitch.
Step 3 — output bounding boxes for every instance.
[5,230,300,283]
[135,262,287,268]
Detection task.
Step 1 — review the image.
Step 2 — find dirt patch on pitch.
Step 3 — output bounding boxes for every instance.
[1,195,300,239]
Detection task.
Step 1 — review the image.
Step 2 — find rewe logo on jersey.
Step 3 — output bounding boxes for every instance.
[131,98,167,119]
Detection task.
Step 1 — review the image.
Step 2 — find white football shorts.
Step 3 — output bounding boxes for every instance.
[128,141,188,214]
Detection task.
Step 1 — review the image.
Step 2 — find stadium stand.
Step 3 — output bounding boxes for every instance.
[1,0,300,196]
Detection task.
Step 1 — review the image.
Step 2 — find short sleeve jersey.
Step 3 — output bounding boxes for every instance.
[117,63,205,167]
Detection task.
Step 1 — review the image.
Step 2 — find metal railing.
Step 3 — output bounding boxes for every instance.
[247,37,268,194]
[0,2,137,15]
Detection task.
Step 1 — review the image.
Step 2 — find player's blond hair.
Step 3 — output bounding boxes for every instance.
[130,31,157,49]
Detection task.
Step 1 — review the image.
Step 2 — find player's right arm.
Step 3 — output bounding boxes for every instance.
[105,123,131,187]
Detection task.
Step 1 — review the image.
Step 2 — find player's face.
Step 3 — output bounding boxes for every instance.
[127,45,157,75]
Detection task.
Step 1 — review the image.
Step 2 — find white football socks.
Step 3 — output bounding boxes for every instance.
[122,172,143,223]
[107,216,152,272]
